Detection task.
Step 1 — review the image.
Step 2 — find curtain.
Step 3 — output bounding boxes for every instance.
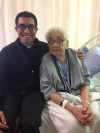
[0,0,100,50]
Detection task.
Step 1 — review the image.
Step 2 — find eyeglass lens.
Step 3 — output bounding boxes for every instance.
[16,24,35,30]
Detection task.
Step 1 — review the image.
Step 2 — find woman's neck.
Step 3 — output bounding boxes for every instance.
[56,53,67,63]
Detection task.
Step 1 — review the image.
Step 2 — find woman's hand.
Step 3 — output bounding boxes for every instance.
[65,104,92,125]
[80,85,93,124]
[71,105,89,124]
[82,102,93,124]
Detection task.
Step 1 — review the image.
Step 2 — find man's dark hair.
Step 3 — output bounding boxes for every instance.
[15,11,38,26]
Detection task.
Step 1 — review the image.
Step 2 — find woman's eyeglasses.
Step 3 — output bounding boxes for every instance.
[48,39,65,45]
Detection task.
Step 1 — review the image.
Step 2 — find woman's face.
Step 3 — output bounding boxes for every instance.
[48,32,68,57]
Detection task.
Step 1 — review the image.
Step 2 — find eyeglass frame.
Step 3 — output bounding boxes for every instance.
[15,24,36,30]
[48,39,66,45]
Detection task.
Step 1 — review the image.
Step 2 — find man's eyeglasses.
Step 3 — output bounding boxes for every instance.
[48,39,65,45]
[16,24,35,30]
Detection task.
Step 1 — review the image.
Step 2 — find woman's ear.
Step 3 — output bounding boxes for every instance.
[65,40,69,48]
[67,40,69,46]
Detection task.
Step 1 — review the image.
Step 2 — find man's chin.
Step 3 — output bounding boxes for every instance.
[21,40,32,46]
[22,39,32,44]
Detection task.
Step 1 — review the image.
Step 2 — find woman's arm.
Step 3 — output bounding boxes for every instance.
[80,85,90,104]
[80,85,91,112]
[50,92,64,105]
[40,55,57,101]
[50,92,91,125]
[80,85,93,123]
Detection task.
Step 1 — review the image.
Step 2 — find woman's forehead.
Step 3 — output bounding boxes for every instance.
[49,32,64,39]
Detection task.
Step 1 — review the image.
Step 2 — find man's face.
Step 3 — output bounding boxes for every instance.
[15,17,38,46]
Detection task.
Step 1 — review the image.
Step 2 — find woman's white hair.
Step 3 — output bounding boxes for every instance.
[45,27,68,41]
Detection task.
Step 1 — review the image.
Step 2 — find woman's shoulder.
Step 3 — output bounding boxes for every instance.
[42,52,51,59]
[41,52,52,63]
[67,48,76,55]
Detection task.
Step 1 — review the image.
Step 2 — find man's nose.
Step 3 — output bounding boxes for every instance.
[24,27,30,32]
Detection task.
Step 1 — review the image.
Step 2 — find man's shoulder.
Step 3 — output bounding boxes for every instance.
[35,38,48,47]
[1,40,17,53]
[0,39,19,60]
[35,38,49,54]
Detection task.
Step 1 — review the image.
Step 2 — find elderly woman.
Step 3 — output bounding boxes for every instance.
[40,28,100,133]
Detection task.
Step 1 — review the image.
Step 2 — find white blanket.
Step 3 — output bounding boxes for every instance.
[40,92,100,133]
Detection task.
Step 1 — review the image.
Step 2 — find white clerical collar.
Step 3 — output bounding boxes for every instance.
[21,42,33,48]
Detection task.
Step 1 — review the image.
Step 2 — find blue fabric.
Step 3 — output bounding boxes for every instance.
[57,60,71,93]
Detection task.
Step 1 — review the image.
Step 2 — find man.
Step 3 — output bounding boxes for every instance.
[0,11,84,133]
[0,11,48,133]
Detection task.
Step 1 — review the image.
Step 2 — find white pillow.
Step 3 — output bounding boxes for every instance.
[91,72,100,92]
[84,47,100,92]
[84,47,100,76]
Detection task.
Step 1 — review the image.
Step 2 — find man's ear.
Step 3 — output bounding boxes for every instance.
[34,27,38,33]
[15,26,18,32]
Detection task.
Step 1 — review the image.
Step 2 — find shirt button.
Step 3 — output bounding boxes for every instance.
[22,91,25,95]
[32,70,34,73]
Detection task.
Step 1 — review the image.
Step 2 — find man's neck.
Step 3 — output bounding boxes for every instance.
[21,42,34,48]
